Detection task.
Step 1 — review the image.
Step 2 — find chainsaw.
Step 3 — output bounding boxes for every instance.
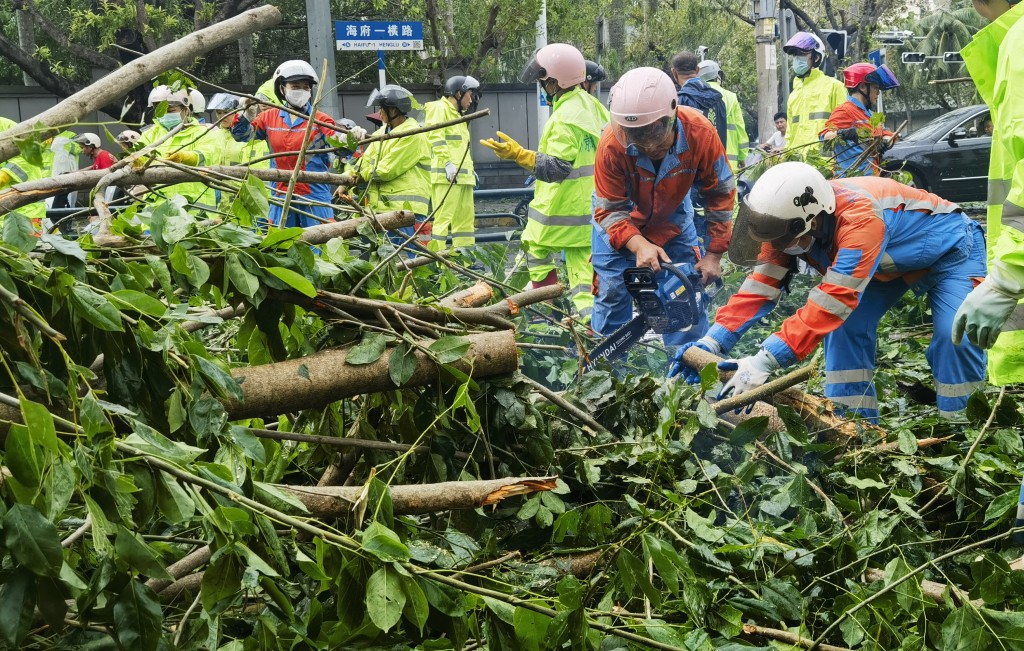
[583,263,721,371]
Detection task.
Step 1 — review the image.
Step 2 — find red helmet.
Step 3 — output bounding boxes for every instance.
[843,63,900,90]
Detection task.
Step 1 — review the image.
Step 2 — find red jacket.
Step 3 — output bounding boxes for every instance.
[593,106,736,254]
[88,149,116,171]
[821,98,895,174]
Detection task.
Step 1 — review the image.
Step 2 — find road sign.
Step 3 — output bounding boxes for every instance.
[868,49,882,66]
[335,21,424,51]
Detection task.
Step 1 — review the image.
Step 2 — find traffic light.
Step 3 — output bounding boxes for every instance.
[878,30,913,45]
[902,52,927,64]
[821,30,848,59]
[943,51,964,63]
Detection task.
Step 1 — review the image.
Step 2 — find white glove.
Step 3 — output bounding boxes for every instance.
[242,98,259,122]
[717,348,780,412]
[952,274,1024,349]
[349,125,367,140]
[445,162,458,183]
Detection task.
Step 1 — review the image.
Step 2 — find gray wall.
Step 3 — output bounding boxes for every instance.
[0,83,583,189]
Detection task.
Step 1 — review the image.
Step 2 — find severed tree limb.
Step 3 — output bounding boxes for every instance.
[439,280,495,309]
[224,330,518,420]
[0,282,66,341]
[713,361,817,415]
[540,550,605,578]
[863,568,980,607]
[145,545,211,594]
[0,6,283,164]
[307,290,516,330]
[845,436,951,458]
[158,572,204,603]
[743,624,853,651]
[519,374,611,437]
[280,476,558,516]
[482,284,565,317]
[299,211,416,245]
[248,427,469,459]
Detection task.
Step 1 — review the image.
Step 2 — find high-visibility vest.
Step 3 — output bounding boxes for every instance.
[359,118,431,216]
[963,1,1024,384]
[786,68,847,154]
[423,99,474,185]
[708,81,748,168]
[137,119,223,209]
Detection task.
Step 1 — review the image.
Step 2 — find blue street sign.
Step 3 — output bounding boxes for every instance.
[335,20,424,51]
[868,49,882,66]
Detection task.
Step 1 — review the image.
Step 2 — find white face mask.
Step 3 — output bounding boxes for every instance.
[285,89,311,108]
[783,237,814,255]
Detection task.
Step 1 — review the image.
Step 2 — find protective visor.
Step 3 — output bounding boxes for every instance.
[612,116,673,151]
[865,64,900,90]
[519,56,546,84]
[207,93,240,111]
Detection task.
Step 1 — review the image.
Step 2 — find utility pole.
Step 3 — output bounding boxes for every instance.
[535,0,549,142]
[306,0,341,119]
[779,7,796,107]
[753,0,779,142]
[14,4,37,86]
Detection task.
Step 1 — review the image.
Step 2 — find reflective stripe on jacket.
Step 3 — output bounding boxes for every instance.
[709,176,971,366]
[423,99,475,185]
[594,106,736,254]
[358,119,431,215]
[786,68,847,153]
[963,1,1024,384]
[522,87,610,249]
[708,81,749,167]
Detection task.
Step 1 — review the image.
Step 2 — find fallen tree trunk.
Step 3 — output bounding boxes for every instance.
[280,476,558,516]
[299,211,416,245]
[224,330,518,420]
[0,166,355,215]
[0,6,282,165]
[439,280,494,309]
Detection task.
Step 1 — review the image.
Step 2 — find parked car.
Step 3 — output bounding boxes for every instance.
[882,104,991,203]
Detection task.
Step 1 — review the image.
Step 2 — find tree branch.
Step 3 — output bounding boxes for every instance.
[17,0,121,70]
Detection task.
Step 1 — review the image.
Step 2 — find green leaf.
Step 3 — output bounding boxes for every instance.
[202,552,243,612]
[125,421,205,464]
[366,566,406,633]
[388,341,418,386]
[844,476,888,490]
[266,266,316,298]
[169,245,211,286]
[3,504,63,576]
[156,473,195,523]
[114,527,173,581]
[513,607,551,651]
[362,521,411,562]
[696,400,718,428]
[2,212,37,253]
[4,424,44,488]
[699,362,720,391]
[884,557,923,615]
[70,285,123,331]
[400,575,430,635]
[685,508,726,544]
[0,567,36,648]
[428,335,471,364]
[107,290,168,317]
[227,425,267,464]
[728,416,768,445]
[347,332,388,365]
[227,254,261,298]
[40,233,86,261]
[194,356,245,402]
[240,174,270,218]
[260,226,304,249]
[253,482,310,514]
[112,579,164,651]
[940,605,993,651]
[985,488,1018,523]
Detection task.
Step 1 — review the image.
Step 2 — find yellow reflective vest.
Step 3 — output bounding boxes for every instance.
[423,98,475,185]
[786,68,847,154]
[137,118,223,210]
[522,87,609,249]
[708,80,748,168]
[358,118,431,215]
[963,1,1024,384]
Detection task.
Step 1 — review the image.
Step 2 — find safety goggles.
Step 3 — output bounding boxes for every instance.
[865,64,900,90]
[614,116,673,152]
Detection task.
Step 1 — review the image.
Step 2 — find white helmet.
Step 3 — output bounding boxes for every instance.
[148,84,190,108]
[273,60,319,102]
[116,130,142,145]
[207,93,241,112]
[73,132,101,148]
[742,162,836,244]
[189,89,207,113]
[697,60,721,82]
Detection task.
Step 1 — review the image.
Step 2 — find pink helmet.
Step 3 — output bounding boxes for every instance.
[520,43,587,88]
[609,67,678,128]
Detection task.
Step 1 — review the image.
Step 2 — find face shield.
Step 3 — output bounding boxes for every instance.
[612,116,673,154]
[866,64,900,90]
[519,56,546,84]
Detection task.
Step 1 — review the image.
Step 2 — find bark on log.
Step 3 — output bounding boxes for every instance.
[439,280,494,309]
[540,550,605,578]
[308,290,516,330]
[0,6,283,164]
[299,211,416,245]
[742,624,852,651]
[280,476,557,516]
[863,568,980,606]
[145,545,211,594]
[158,572,204,603]
[0,166,355,215]
[224,330,518,420]
[483,284,565,316]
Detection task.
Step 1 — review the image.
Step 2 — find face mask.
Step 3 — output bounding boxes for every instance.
[286,89,311,108]
[783,237,814,255]
[791,56,811,77]
[156,113,183,130]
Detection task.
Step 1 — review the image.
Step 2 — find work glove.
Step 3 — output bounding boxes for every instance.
[668,336,724,383]
[241,98,260,122]
[952,276,1024,349]
[837,127,859,141]
[165,150,200,166]
[480,131,536,170]
[348,125,368,141]
[717,348,780,413]
[0,170,13,190]
[445,162,459,183]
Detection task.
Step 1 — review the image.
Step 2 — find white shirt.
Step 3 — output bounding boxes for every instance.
[764,130,786,151]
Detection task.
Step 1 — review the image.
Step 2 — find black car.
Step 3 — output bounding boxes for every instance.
[882,104,991,203]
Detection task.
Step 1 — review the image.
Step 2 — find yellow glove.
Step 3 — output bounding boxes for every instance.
[165,150,201,166]
[0,170,13,190]
[479,131,536,170]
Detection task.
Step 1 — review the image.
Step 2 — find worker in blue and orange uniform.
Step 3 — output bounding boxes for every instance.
[821,63,900,176]
[669,162,987,422]
[232,60,366,228]
[592,67,736,346]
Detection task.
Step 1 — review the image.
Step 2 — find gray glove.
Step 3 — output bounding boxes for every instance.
[445,162,458,183]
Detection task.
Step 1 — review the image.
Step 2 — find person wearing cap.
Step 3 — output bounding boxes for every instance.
[697,60,749,170]
[669,162,986,422]
[592,66,735,346]
[782,32,847,154]
[423,75,481,250]
[951,0,1024,390]
[206,92,269,168]
[353,85,431,244]
[233,60,362,228]
[135,85,223,211]
[74,133,116,171]
[820,63,900,175]
[481,44,610,320]
[582,60,606,96]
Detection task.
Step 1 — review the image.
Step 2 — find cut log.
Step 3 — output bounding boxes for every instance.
[299,211,416,245]
[224,330,518,420]
[439,280,495,309]
[0,6,283,165]
[281,476,557,516]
